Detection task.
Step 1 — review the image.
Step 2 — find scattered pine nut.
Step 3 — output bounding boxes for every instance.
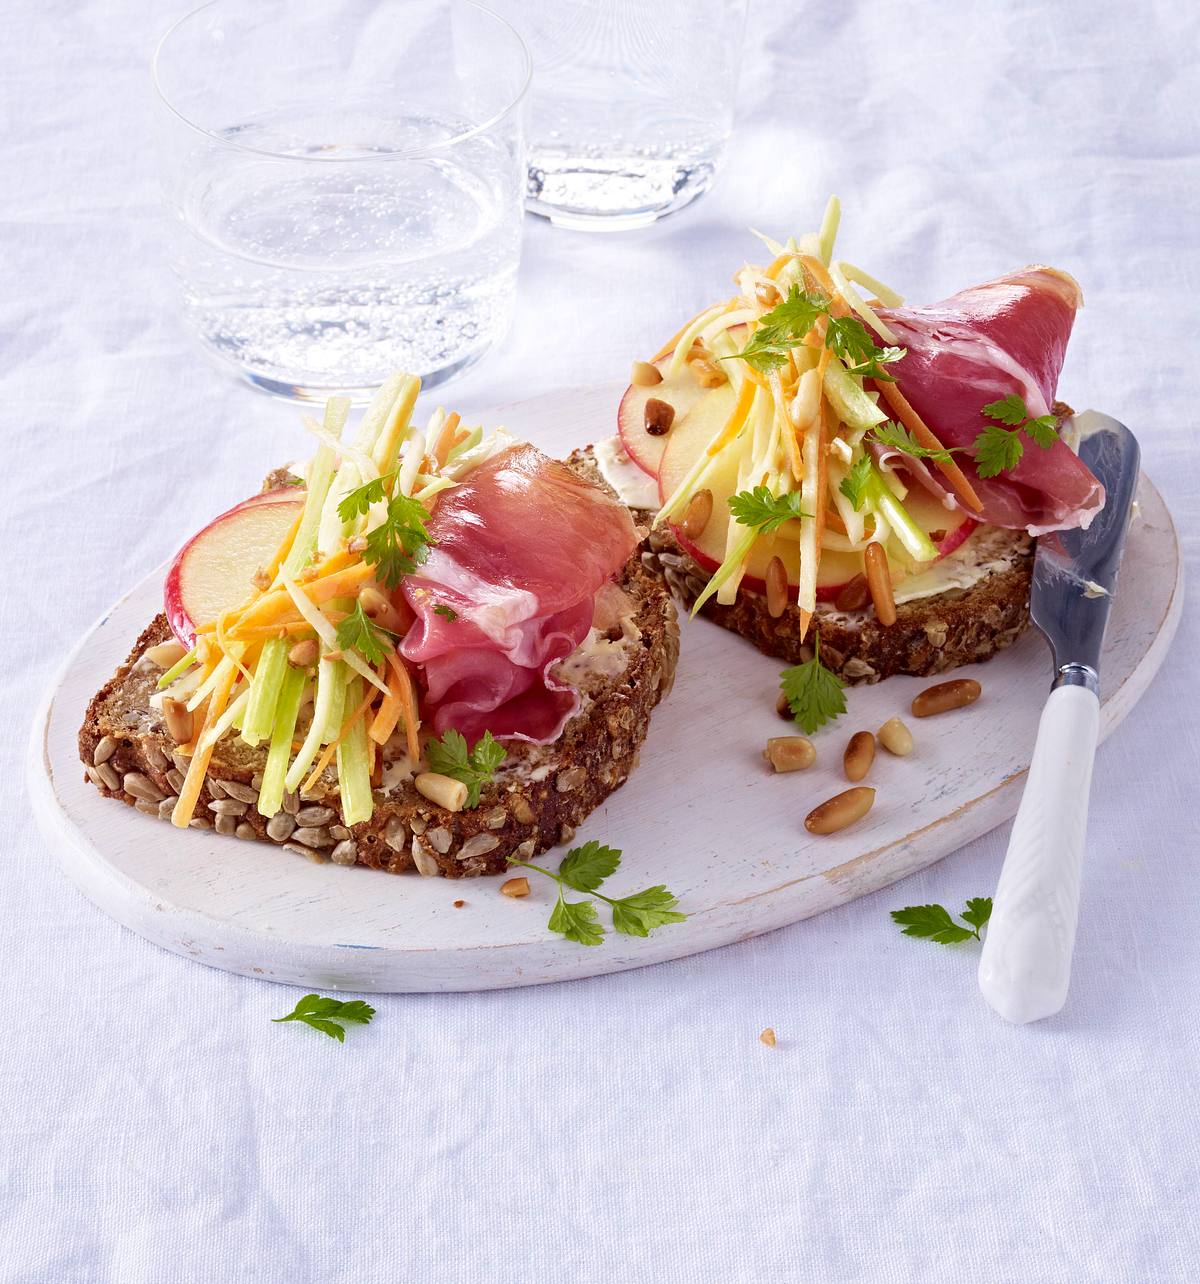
[805,787,876,835]
[288,638,318,667]
[644,397,675,436]
[453,899,465,908]
[878,716,914,756]
[843,731,876,782]
[500,877,530,898]
[679,488,713,540]
[776,690,793,720]
[834,574,871,613]
[765,556,788,619]
[162,696,194,746]
[764,736,816,773]
[631,360,663,387]
[864,543,897,626]
[414,772,469,812]
[911,678,981,718]
[144,639,188,669]
[760,1027,777,1047]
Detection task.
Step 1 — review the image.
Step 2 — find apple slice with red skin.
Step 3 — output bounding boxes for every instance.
[656,381,976,601]
[164,491,304,645]
[616,327,749,476]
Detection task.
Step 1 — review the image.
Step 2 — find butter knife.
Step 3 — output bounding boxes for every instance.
[978,411,1140,1024]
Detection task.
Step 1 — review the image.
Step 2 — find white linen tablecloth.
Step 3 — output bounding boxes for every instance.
[3,2,1198,1280]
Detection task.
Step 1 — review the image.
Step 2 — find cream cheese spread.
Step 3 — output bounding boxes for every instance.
[594,435,661,511]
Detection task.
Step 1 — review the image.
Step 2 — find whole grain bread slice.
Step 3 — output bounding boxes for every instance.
[569,447,1033,684]
[78,449,679,878]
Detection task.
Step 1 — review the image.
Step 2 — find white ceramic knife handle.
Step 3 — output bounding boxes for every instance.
[978,682,1100,1024]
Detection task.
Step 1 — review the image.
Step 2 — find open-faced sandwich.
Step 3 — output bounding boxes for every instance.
[600,198,1104,682]
[79,375,678,877]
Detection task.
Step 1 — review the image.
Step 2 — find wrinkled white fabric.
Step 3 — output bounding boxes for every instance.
[3,2,1198,1281]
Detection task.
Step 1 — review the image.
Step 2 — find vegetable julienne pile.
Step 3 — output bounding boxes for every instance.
[652,197,1006,631]
[158,372,508,831]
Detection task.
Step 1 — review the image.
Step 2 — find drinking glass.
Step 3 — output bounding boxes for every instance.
[152,0,530,400]
[496,0,747,230]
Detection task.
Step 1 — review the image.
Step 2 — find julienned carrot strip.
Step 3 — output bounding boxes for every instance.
[765,252,797,281]
[263,507,305,583]
[233,564,374,631]
[171,665,238,827]
[431,412,462,468]
[300,687,378,796]
[305,549,356,580]
[874,381,984,514]
[768,372,803,481]
[813,348,832,560]
[705,379,757,456]
[369,691,402,748]
[380,651,420,762]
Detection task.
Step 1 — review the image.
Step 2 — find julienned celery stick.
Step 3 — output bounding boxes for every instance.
[282,442,336,579]
[285,654,347,793]
[863,463,938,563]
[156,648,197,690]
[823,357,887,432]
[257,665,306,818]
[241,638,289,747]
[336,676,373,826]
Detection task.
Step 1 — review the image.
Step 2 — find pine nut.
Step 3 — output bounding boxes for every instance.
[144,640,187,669]
[878,716,914,756]
[834,574,871,613]
[776,691,794,720]
[689,356,728,388]
[161,697,194,745]
[765,556,788,619]
[805,787,875,835]
[759,1027,777,1047]
[843,731,876,782]
[679,488,713,539]
[415,771,468,812]
[864,543,897,626]
[644,397,675,436]
[500,876,530,898]
[755,281,781,308]
[764,736,816,773]
[631,360,663,387]
[288,639,318,667]
[911,678,981,718]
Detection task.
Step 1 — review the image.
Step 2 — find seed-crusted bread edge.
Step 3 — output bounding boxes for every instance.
[77,449,679,879]
[567,446,1033,685]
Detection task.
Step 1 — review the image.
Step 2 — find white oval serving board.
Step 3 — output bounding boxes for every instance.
[29,386,1183,992]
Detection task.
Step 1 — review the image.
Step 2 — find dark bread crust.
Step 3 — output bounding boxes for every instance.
[78,453,679,878]
[569,447,1034,684]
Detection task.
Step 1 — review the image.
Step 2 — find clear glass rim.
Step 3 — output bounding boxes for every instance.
[151,0,531,163]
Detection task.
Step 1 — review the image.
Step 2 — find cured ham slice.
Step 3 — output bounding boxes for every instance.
[875,267,1105,534]
[402,444,639,743]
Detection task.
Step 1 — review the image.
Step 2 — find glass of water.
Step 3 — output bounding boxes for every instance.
[152,0,530,400]
[497,0,747,231]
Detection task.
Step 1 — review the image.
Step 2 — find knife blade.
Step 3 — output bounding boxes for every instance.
[978,411,1141,1024]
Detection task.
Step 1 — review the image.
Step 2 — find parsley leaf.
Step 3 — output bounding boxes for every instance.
[508,842,687,947]
[973,423,1025,478]
[426,729,507,807]
[610,886,687,938]
[779,636,847,735]
[335,600,394,666]
[272,994,376,1042]
[974,396,1060,477]
[433,604,458,622]
[838,455,874,512]
[1023,414,1060,448]
[891,897,992,945]
[980,392,1027,426]
[558,840,622,893]
[548,894,606,947]
[727,485,812,534]
[868,421,961,466]
[363,493,436,590]
[729,285,830,372]
[826,315,906,381]
[337,471,397,523]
